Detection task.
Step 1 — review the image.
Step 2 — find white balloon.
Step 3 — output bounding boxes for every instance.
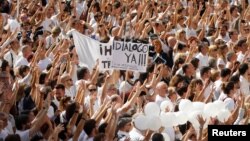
[134,114,148,130]
[147,116,162,131]
[213,100,226,110]
[161,112,176,127]
[217,109,231,122]
[179,99,193,113]
[203,102,218,118]
[162,133,170,141]
[160,100,174,112]
[144,102,160,116]
[192,102,205,112]
[174,111,188,125]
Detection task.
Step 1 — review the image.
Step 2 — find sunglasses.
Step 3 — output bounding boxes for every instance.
[89,89,97,92]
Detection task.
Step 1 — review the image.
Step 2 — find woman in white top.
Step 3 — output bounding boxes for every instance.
[221,81,237,112]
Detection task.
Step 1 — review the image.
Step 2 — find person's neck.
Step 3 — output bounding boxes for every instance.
[159,93,166,98]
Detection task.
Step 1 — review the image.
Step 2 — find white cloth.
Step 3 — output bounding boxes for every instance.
[16,130,30,141]
[0,130,8,141]
[214,79,223,100]
[196,53,209,69]
[224,97,235,112]
[65,86,77,100]
[155,95,170,106]
[240,76,250,96]
[4,49,19,67]
[38,57,51,71]
[78,130,94,141]
[117,130,130,141]
[129,128,145,141]
[14,56,29,68]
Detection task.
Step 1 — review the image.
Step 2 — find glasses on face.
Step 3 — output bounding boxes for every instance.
[67,78,72,82]
[89,89,97,92]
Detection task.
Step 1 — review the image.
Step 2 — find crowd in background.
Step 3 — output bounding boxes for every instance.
[0,0,250,141]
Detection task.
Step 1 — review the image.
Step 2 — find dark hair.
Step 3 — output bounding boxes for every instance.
[220,68,231,78]
[84,119,97,136]
[152,133,164,141]
[239,63,248,75]
[200,66,211,77]
[30,134,44,141]
[98,122,108,133]
[236,39,247,47]
[1,59,9,71]
[15,114,30,130]
[39,72,47,84]
[5,134,21,141]
[55,84,65,91]
[77,67,89,80]
[65,102,77,121]
[93,133,106,141]
[176,86,188,97]
[182,63,190,74]
[221,81,235,94]
[18,65,29,78]
[229,74,240,83]
[190,58,199,70]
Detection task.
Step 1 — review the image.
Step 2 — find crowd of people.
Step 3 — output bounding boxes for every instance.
[0,0,250,141]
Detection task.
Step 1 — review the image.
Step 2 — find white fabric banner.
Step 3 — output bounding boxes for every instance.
[111,41,149,72]
[72,30,113,70]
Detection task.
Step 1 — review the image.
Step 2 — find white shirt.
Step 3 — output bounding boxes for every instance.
[237,52,245,63]
[16,130,30,141]
[196,53,209,69]
[38,57,51,71]
[41,18,55,32]
[0,130,8,141]
[14,56,29,68]
[78,130,94,141]
[240,76,250,96]
[155,94,170,106]
[214,79,223,100]
[117,130,130,141]
[76,1,88,19]
[129,128,145,141]
[224,97,235,112]
[65,86,77,100]
[4,49,19,68]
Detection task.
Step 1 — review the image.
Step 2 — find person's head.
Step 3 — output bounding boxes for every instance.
[152,133,164,141]
[21,110,36,123]
[230,5,239,17]
[189,79,203,93]
[210,69,220,82]
[84,119,97,137]
[9,39,20,50]
[93,133,106,141]
[51,26,61,37]
[94,12,102,22]
[169,74,184,88]
[226,51,237,62]
[117,117,132,132]
[88,84,98,100]
[168,87,177,102]
[156,81,168,97]
[77,67,90,80]
[39,72,48,85]
[208,45,218,58]
[222,81,236,96]
[153,40,162,53]
[18,65,30,78]
[0,59,10,72]
[220,68,231,81]
[198,43,208,55]
[219,24,228,36]
[106,84,117,96]
[54,84,65,101]
[4,134,21,141]
[230,74,240,89]
[21,45,32,58]
[60,74,73,87]
[200,66,211,79]
[15,114,30,130]
[228,30,238,40]
[182,63,195,76]
[190,57,200,70]
[236,39,248,52]
[0,112,8,129]
[239,63,249,76]
[167,36,177,48]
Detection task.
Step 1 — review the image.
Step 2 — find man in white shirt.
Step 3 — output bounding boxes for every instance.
[196,43,209,70]
[239,63,250,96]
[4,39,20,68]
[14,45,32,68]
[78,119,97,141]
[117,118,132,141]
[155,82,170,106]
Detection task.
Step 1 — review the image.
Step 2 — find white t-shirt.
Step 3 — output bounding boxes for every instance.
[155,95,170,106]
[196,53,209,69]
[129,128,145,141]
[14,56,29,68]
[16,130,30,141]
[0,130,8,141]
[224,97,235,112]
[38,57,51,71]
[4,49,19,68]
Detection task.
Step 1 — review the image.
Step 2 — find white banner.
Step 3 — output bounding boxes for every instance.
[72,30,112,70]
[111,41,149,72]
